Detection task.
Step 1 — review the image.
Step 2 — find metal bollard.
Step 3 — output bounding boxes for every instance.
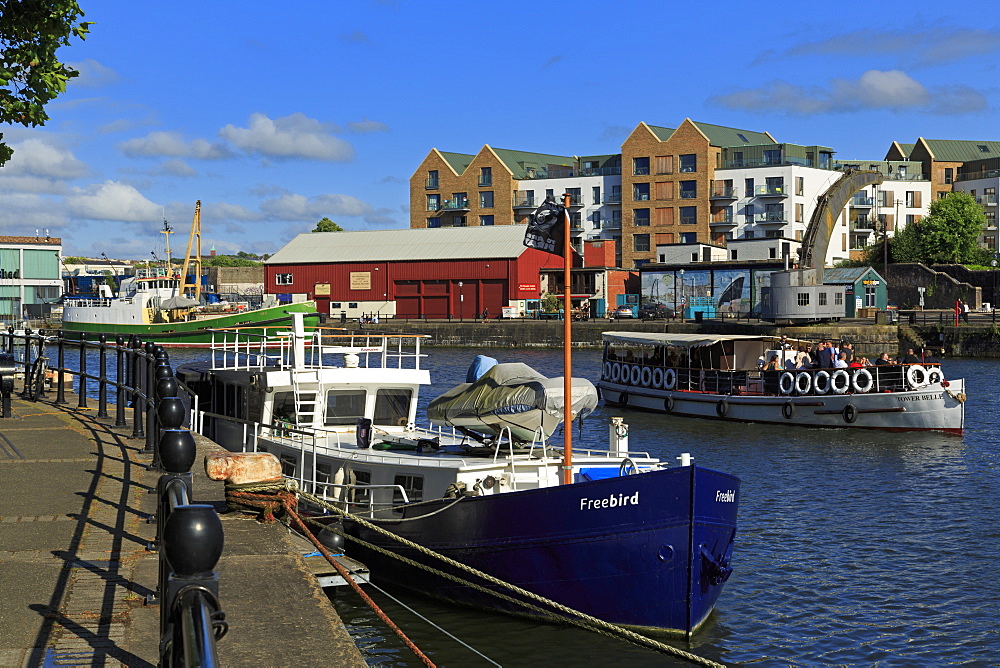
[154,427,197,595]
[97,334,109,418]
[35,330,46,400]
[130,337,144,440]
[77,333,88,409]
[56,331,67,405]
[114,335,127,427]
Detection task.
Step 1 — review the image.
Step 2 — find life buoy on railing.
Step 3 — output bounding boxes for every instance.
[640,366,653,387]
[603,361,613,380]
[779,372,795,395]
[716,399,729,418]
[794,371,812,395]
[611,363,622,383]
[782,401,795,419]
[652,368,664,389]
[906,364,928,388]
[830,369,850,395]
[629,365,642,386]
[663,368,677,390]
[852,368,874,394]
[843,403,859,423]
[813,370,831,395]
[927,368,943,385]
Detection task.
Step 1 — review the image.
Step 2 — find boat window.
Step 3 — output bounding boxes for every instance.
[351,469,372,509]
[279,453,297,477]
[271,392,297,424]
[373,389,412,426]
[315,462,332,484]
[325,389,367,425]
[393,474,423,505]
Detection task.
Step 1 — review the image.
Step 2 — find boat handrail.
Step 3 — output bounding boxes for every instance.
[304,481,410,513]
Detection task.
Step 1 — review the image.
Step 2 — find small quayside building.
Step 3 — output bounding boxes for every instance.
[0,235,63,324]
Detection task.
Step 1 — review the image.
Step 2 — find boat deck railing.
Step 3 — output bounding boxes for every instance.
[63,297,134,308]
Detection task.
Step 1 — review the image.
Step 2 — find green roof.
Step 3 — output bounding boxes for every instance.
[824,267,883,284]
[490,147,577,179]
[692,121,775,147]
[647,125,676,141]
[896,143,915,158]
[438,151,475,174]
[921,139,1000,162]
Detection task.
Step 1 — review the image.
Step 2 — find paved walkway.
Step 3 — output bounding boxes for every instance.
[0,392,364,667]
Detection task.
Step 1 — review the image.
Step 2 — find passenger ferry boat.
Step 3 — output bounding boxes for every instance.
[176,315,741,635]
[597,332,966,435]
[61,267,318,346]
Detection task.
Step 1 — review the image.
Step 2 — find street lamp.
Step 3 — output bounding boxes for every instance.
[458,281,464,321]
[991,258,998,311]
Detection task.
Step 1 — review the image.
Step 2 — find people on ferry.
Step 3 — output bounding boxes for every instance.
[779,334,791,350]
[841,342,855,363]
[816,341,833,368]
[763,354,781,371]
[901,348,921,364]
[827,340,840,363]
[795,347,812,369]
[848,356,864,369]
[756,355,766,370]
[874,352,894,365]
[833,352,849,369]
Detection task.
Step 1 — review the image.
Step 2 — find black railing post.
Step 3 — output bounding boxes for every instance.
[77,333,88,409]
[131,337,144,440]
[154,426,196,596]
[35,330,46,400]
[154,373,183,473]
[21,328,32,397]
[56,331,67,405]
[144,342,157,454]
[97,334,109,418]
[7,326,13,354]
[114,335,127,427]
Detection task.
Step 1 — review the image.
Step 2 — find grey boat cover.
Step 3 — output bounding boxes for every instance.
[160,295,199,310]
[427,362,599,441]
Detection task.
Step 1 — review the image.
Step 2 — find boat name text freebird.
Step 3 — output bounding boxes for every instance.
[716,490,736,502]
[580,491,639,510]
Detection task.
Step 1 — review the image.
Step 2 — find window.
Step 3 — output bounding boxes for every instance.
[769,247,777,259]
[737,133,749,143]
[680,232,696,244]
[764,149,781,165]
[479,215,494,226]
[679,154,697,172]
[835,292,843,306]
[633,157,650,175]
[428,217,441,228]
[679,206,697,225]
[426,194,440,210]
[634,208,650,226]
[567,187,581,206]
[452,192,468,207]
[426,170,439,189]
[797,292,810,306]
[944,168,953,185]
[796,176,804,196]
[633,183,650,201]
[592,186,601,204]
[633,234,650,252]
[325,389,367,426]
[393,474,423,504]
[905,191,921,208]
[765,177,784,194]
[978,145,990,153]
[744,230,755,239]
[374,389,412,426]
[545,188,554,199]
[819,292,828,306]
[331,302,341,308]
[732,151,744,167]
[796,203,804,222]
[731,250,738,260]
[480,191,494,208]
[680,181,697,199]
[745,178,754,196]
[349,302,358,308]
[276,273,293,285]
[479,166,492,186]
[865,285,877,307]
[592,211,602,229]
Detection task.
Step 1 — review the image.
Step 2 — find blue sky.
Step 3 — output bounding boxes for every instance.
[2,1,999,257]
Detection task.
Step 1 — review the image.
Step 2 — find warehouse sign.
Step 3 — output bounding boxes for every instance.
[350,272,371,290]
[518,284,537,292]
[314,283,331,296]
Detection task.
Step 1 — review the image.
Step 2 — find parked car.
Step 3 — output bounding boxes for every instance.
[639,304,675,320]
[614,306,636,319]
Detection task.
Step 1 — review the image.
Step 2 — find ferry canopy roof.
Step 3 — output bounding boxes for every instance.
[602,332,808,348]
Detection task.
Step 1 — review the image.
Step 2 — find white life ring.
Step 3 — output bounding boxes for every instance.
[852,368,874,394]
[603,361,613,380]
[830,369,850,394]
[663,368,677,390]
[779,371,795,395]
[629,364,642,386]
[812,370,831,395]
[652,368,664,389]
[640,366,653,387]
[611,363,622,383]
[794,371,812,395]
[927,368,943,385]
[906,365,928,388]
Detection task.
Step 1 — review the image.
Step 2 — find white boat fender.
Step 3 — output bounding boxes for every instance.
[779,371,795,395]
[629,365,642,386]
[676,452,692,467]
[795,371,812,395]
[782,401,795,419]
[611,362,622,382]
[664,395,675,412]
[663,368,677,390]
[852,368,874,394]
[906,364,928,388]
[830,369,850,394]
[813,370,831,395]
[603,361,613,380]
[640,366,653,387]
[652,367,664,389]
[716,399,729,418]
[843,403,859,423]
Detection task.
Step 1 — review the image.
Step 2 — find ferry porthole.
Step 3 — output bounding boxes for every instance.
[843,403,859,423]
[830,369,850,394]
[663,368,677,390]
[716,399,729,418]
[603,361,613,380]
[664,396,674,412]
[852,368,874,394]
[652,368,664,389]
[640,366,653,387]
[794,372,812,395]
[629,365,642,386]
[812,370,831,395]
[611,363,622,383]
[782,401,795,419]
[778,372,795,395]
[906,364,927,388]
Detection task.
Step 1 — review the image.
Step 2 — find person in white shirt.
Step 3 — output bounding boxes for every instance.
[833,352,849,369]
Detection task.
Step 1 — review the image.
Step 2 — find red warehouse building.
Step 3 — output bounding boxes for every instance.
[264,226,576,319]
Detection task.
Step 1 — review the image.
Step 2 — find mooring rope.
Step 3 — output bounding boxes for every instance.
[225,479,726,668]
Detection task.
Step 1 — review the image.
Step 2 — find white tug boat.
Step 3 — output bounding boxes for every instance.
[176,315,741,635]
[598,332,966,434]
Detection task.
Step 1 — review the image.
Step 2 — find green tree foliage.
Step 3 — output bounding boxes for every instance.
[0,1,91,165]
[203,255,261,267]
[865,192,989,266]
[312,217,344,232]
[541,292,562,312]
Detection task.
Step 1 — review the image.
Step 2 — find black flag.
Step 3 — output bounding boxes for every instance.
[523,196,566,256]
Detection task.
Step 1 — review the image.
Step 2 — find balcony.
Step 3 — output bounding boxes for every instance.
[976,194,998,206]
[633,167,650,176]
[957,168,1000,182]
[710,214,736,226]
[513,194,536,209]
[478,178,493,187]
[603,219,622,230]
[567,196,584,208]
[580,166,621,177]
[723,156,814,169]
[851,195,874,208]
[633,193,651,201]
[603,194,622,205]
[755,212,787,224]
[710,186,738,200]
[440,199,470,211]
[754,185,787,198]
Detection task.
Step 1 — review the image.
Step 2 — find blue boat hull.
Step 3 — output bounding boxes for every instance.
[342,465,739,635]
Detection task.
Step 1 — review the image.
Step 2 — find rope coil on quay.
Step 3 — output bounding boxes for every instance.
[224,479,727,668]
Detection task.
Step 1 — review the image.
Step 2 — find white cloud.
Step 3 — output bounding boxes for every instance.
[1,138,89,179]
[259,193,373,220]
[0,193,69,230]
[158,159,197,177]
[348,119,389,133]
[119,131,233,160]
[710,70,987,115]
[219,113,355,161]
[66,59,121,88]
[66,181,161,222]
[772,28,1000,68]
